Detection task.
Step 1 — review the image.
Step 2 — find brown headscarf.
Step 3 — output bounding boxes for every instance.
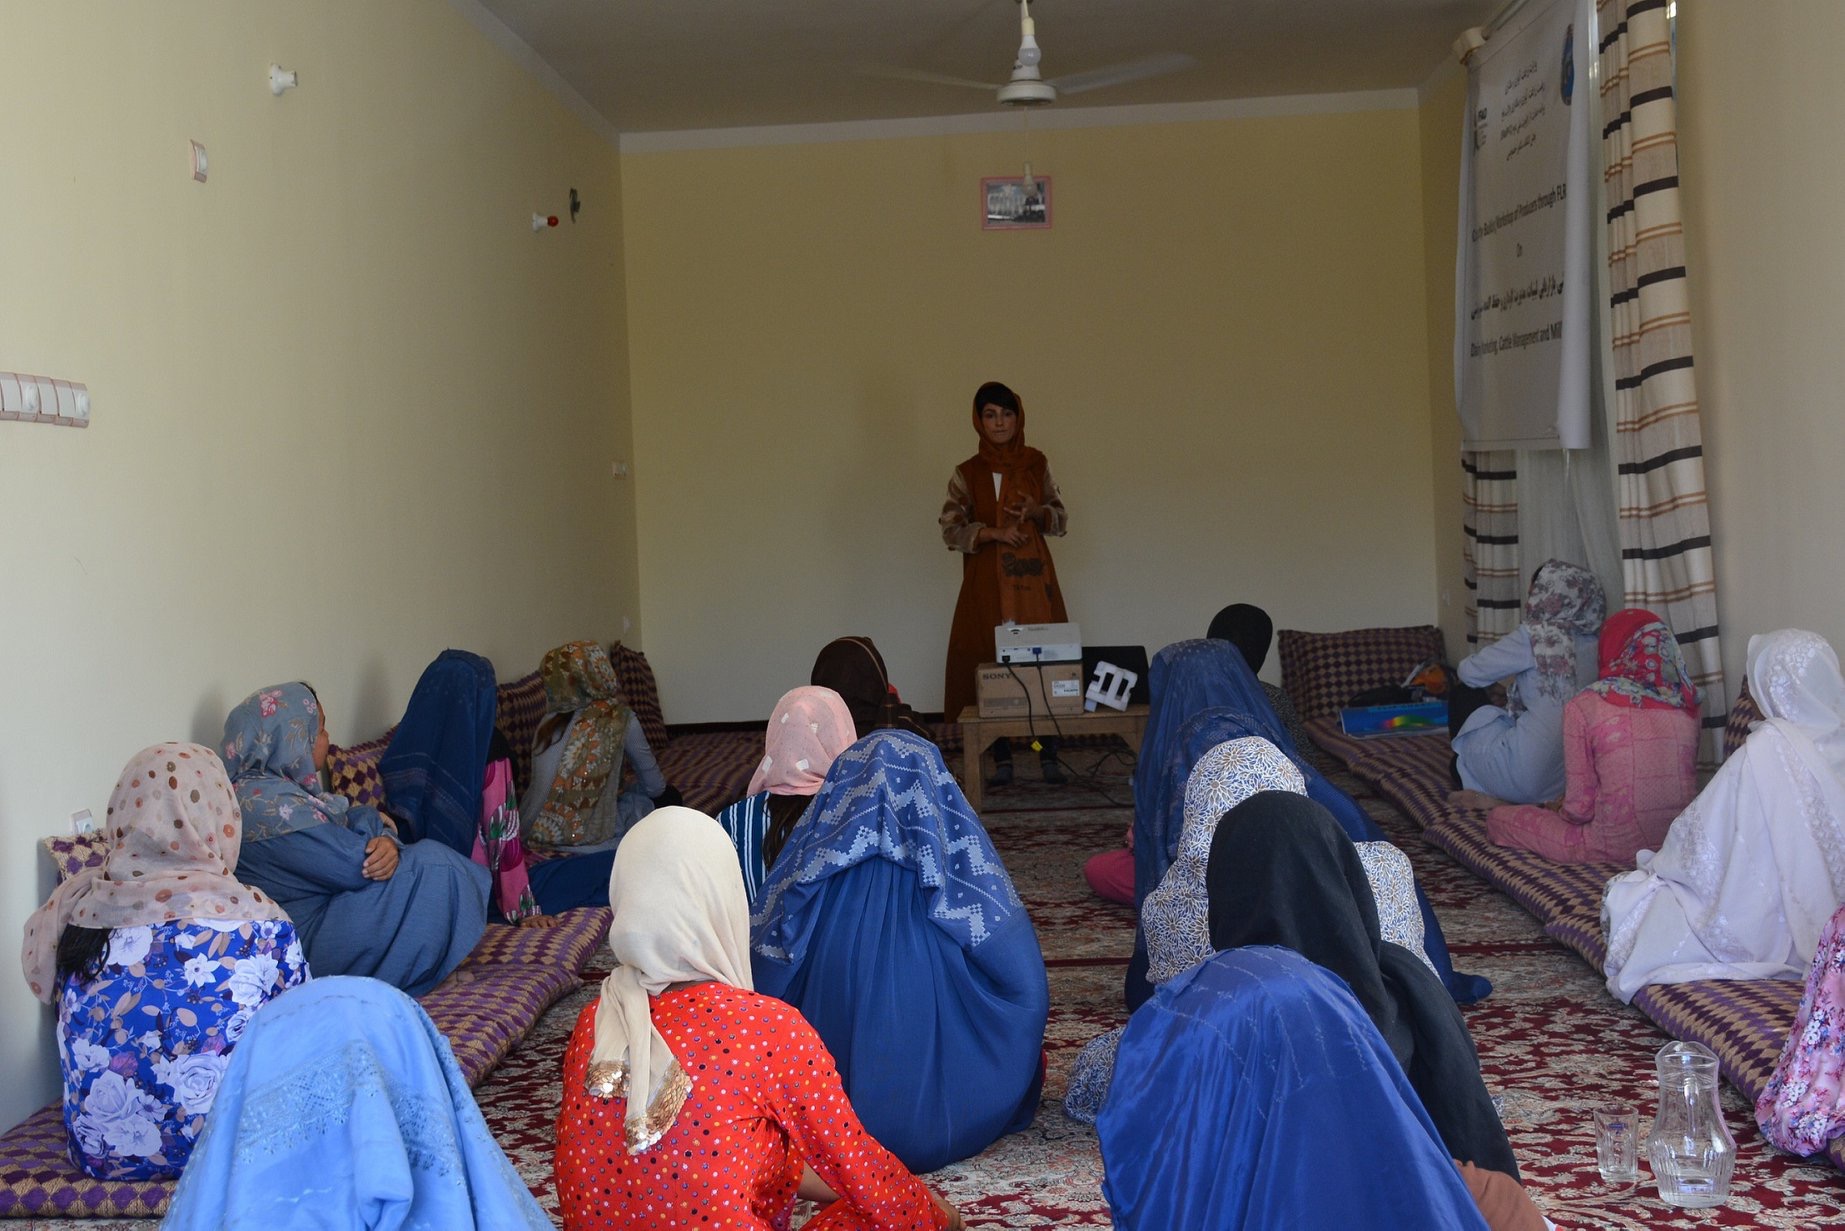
[529,641,632,847]
[21,742,288,1003]
[810,636,934,741]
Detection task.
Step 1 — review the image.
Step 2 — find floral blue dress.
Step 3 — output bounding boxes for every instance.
[56,918,309,1179]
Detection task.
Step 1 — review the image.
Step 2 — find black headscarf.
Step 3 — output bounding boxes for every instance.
[1206,790,1519,1178]
[810,636,933,742]
[1206,604,1275,674]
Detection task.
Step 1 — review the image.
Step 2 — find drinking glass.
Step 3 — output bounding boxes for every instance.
[1593,1103,1640,1185]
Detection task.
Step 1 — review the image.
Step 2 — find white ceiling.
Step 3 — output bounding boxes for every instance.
[470,0,1502,136]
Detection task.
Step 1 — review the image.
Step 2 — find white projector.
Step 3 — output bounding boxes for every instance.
[994,621,1082,664]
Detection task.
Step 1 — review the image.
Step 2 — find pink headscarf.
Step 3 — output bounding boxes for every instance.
[21,742,290,1003]
[747,687,857,797]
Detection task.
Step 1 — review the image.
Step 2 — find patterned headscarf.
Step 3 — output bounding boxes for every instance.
[529,642,631,847]
[21,743,289,1002]
[752,729,1026,963]
[1586,612,1699,712]
[587,808,753,1154]
[222,683,354,842]
[747,687,857,797]
[1142,737,1306,987]
[1521,559,1607,708]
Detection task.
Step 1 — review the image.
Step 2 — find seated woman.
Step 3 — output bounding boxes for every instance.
[1125,639,1484,1007]
[1487,610,1700,864]
[1758,903,1845,1157]
[1603,628,1845,1002]
[522,641,675,851]
[225,683,488,997]
[1205,602,1310,752]
[1451,559,1606,804]
[1099,948,1542,1231]
[1067,737,1439,1124]
[164,977,551,1230]
[713,686,857,905]
[811,635,934,741]
[20,742,307,1180]
[554,808,959,1230]
[1208,788,1519,1176]
[381,648,611,919]
[752,730,1048,1173]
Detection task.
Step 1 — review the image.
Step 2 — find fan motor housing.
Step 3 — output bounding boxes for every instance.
[997,79,1057,106]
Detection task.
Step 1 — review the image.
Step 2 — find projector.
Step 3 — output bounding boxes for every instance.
[994,622,1082,664]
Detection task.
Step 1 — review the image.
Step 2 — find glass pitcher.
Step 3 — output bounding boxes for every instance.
[1646,1040,1736,1208]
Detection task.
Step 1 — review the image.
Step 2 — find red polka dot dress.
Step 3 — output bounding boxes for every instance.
[555,983,948,1230]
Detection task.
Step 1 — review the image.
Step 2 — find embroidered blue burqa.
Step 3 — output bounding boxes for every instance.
[163,977,551,1231]
[379,649,497,852]
[1098,948,1490,1231]
[752,730,1049,1173]
[1130,641,1487,1006]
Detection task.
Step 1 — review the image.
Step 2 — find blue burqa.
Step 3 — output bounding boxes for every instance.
[1098,948,1490,1231]
[751,730,1048,1173]
[379,648,497,852]
[1129,640,1487,1006]
[163,977,551,1231]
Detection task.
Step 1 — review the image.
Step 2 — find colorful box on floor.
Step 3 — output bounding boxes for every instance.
[976,661,1084,719]
[1338,699,1448,738]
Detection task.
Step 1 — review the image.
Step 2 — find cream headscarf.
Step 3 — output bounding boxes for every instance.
[585,806,753,1153]
[21,742,290,1003]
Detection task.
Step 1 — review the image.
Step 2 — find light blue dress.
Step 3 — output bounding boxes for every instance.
[163,977,552,1231]
[1453,625,1599,803]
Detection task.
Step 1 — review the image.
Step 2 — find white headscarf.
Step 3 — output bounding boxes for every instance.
[585,806,753,1153]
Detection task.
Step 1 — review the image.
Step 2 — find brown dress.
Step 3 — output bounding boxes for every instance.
[939,444,1068,723]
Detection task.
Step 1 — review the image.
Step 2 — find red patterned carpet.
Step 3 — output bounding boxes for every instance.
[30,747,1845,1229]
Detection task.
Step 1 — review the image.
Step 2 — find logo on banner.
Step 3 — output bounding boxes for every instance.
[1474,106,1489,151]
[1561,25,1575,103]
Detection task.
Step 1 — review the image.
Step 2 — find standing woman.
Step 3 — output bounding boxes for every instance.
[940,381,1069,785]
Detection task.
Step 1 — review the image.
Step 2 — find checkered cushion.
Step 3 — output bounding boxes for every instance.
[1723,676,1762,761]
[0,1105,174,1219]
[1422,813,1625,926]
[462,906,608,975]
[324,733,391,811]
[39,834,108,884]
[494,671,546,796]
[613,644,671,753]
[1278,625,1447,721]
[1544,910,1609,968]
[659,729,762,815]
[1631,977,1804,1109]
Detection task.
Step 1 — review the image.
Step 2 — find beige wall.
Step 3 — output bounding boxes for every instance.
[1418,67,1471,658]
[1677,0,1845,689]
[622,108,1442,721]
[0,1,635,1128]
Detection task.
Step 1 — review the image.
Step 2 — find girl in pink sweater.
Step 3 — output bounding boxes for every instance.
[1486,610,1699,864]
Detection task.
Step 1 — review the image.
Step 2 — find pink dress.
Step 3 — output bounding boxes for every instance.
[1758,905,1845,1155]
[1486,692,1698,864]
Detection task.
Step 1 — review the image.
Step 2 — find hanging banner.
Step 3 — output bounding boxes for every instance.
[1455,0,1595,450]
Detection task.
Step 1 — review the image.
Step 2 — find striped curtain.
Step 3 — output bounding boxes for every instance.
[1598,0,1728,762]
[1462,450,1523,646]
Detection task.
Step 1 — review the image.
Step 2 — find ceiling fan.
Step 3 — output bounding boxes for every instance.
[860,0,1197,108]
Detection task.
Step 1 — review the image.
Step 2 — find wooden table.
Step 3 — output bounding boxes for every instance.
[955,704,1150,812]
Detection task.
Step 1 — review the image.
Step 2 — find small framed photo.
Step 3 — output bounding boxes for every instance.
[982,175,1052,230]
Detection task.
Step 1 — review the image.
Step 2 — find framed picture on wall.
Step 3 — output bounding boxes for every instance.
[981,175,1052,230]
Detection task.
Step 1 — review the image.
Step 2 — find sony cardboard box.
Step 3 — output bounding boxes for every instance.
[975,661,1085,719]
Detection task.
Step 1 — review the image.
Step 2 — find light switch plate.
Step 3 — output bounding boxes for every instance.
[190,140,208,182]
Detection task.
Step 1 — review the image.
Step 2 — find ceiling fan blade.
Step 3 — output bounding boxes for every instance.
[853,63,1000,92]
[1047,52,1198,96]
